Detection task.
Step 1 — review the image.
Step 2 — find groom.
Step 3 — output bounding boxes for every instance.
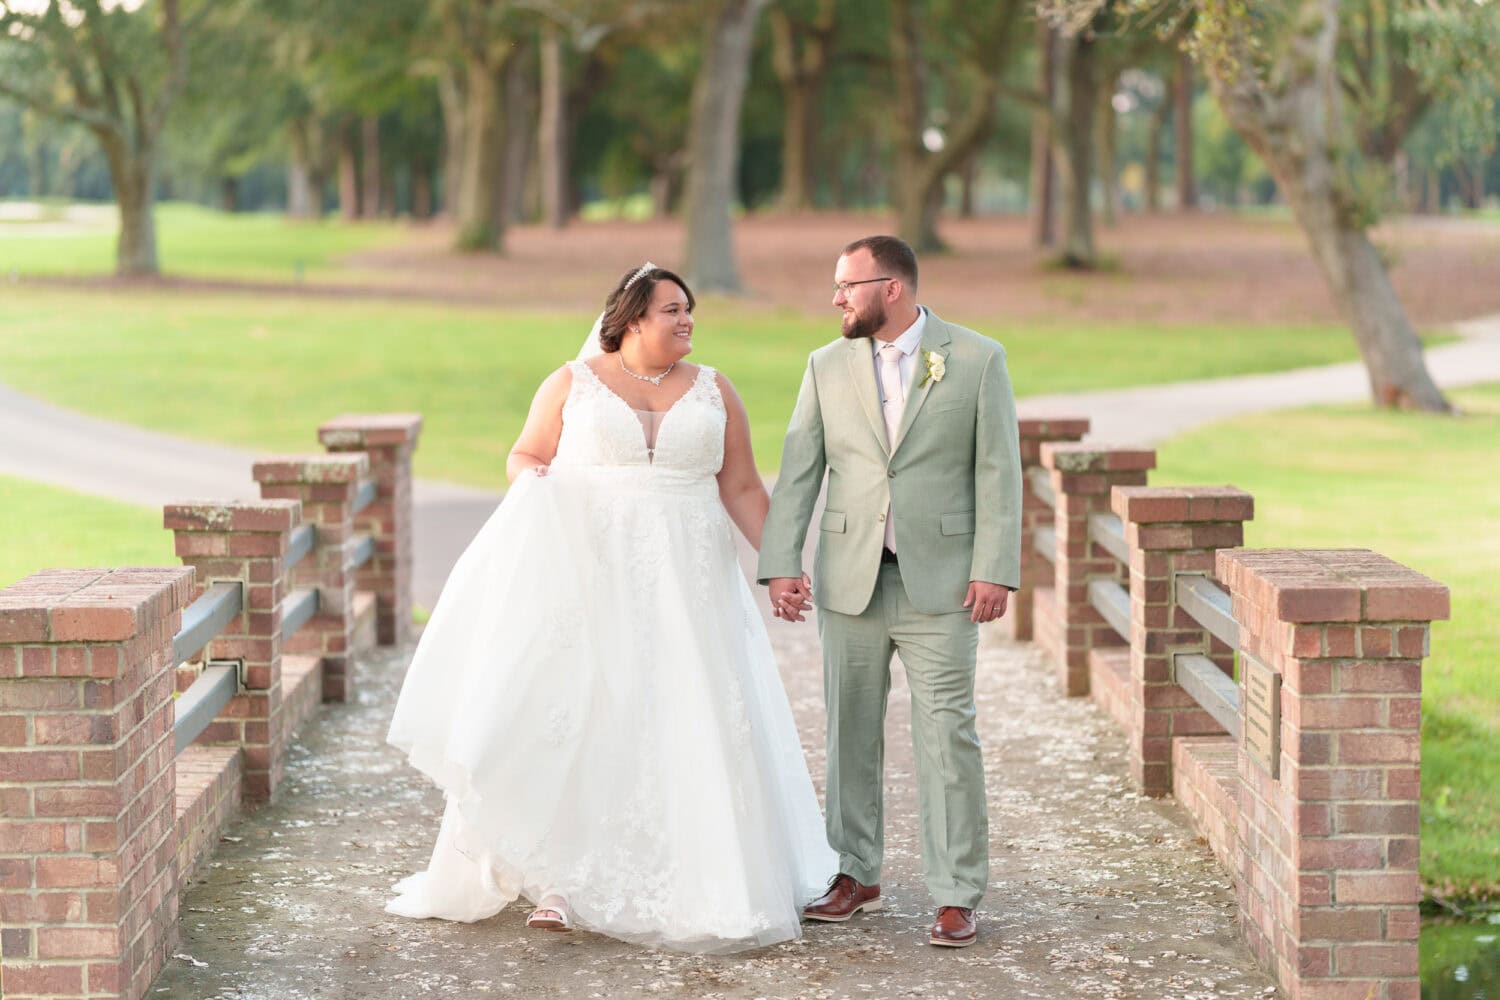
[758,235,1022,948]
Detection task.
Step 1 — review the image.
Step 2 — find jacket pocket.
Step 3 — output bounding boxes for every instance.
[940,510,976,535]
[928,394,974,414]
[820,510,847,533]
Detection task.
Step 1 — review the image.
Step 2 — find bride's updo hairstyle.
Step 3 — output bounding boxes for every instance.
[597,265,696,353]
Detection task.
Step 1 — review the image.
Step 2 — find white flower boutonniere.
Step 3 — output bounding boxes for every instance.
[919,350,946,388]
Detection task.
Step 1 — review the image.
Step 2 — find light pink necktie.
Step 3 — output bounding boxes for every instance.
[878,343,905,553]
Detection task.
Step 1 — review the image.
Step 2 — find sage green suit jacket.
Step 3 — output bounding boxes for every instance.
[757,310,1023,617]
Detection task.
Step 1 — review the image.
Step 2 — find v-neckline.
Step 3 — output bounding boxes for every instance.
[579,361,703,460]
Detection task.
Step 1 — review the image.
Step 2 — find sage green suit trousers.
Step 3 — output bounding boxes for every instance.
[818,561,986,909]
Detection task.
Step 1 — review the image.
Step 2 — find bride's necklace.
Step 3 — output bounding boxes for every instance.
[619,355,675,387]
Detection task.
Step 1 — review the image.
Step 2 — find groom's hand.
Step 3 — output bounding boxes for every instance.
[964,581,1010,624]
[768,575,813,622]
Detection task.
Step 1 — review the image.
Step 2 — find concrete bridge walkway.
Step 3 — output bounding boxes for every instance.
[148,616,1274,999]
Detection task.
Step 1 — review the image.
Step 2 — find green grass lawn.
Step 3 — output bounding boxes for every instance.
[0,201,403,280]
[0,476,174,587]
[1154,384,1500,901]
[0,285,1393,486]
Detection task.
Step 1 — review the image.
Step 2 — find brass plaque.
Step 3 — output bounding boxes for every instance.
[1242,653,1281,779]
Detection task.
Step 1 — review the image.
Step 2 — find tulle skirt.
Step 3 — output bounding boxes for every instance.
[385,466,836,953]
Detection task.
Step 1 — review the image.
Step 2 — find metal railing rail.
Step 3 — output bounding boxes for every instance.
[1085,513,1131,641]
[1171,573,1243,734]
[349,532,375,570]
[1034,526,1058,564]
[1174,653,1241,737]
[281,587,320,641]
[1088,577,1131,640]
[1175,574,1238,649]
[172,581,242,666]
[1088,512,1129,566]
[171,582,244,751]
[286,523,316,572]
[174,664,237,753]
[1027,466,1055,509]
[351,478,378,515]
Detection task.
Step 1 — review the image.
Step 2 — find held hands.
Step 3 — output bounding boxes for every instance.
[768,574,814,622]
[964,581,1010,624]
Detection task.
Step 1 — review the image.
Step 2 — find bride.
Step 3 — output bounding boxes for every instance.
[385,262,836,953]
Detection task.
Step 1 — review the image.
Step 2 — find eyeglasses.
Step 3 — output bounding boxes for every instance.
[834,277,893,295]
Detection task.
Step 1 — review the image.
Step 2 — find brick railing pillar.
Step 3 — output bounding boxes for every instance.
[1010,417,1089,640]
[164,501,299,803]
[1114,485,1253,796]
[1039,443,1155,696]
[318,414,422,646]
[1,567,195,1000]
[252,455,369,702]
[1217,548,1448,1000]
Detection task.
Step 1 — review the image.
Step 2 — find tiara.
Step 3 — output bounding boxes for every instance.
[624,260,658,291]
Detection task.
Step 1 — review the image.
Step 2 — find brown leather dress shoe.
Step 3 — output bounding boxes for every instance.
[929,906,977,947]
[803,874,882,922]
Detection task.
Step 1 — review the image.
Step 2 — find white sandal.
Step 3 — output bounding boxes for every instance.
[525,894,573,933]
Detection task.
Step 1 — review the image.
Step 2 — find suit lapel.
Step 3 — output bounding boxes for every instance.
[846,338,889,455]
[891,312,953,455]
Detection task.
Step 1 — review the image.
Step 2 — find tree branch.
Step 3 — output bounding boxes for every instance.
[0,77,122,133]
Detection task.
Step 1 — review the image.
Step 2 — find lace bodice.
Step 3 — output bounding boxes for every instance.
[555,361,726,475]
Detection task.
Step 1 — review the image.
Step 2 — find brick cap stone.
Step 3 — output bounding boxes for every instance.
[164,499,302,534]
[1016,416,1090,439]
[252,454,370,485]
[1217,548,1450,624]
[1040,441,1156,473]
[318,413,423,449]
[0,566,195,644]
[1113,485,1254,524]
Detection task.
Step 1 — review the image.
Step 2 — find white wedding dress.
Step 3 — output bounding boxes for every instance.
[385,360,836,953]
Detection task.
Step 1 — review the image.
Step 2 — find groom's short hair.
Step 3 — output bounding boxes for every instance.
[842,235,918,289]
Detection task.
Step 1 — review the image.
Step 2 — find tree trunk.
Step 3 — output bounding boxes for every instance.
[778,79,815,211]
[1174,50,1196,210]
[1145,90,1170,213]
[1051,29,1097,268]
[1097,73,1119,225]
[682,0,768,293]
[1204,0,1447,410]
[1030,21,1057,246]
[361,115,382,218]
[412,161,433,220]
[455,54,507,252]
[959,150,978,218]
[220,177,239,213]
[1294,193,1449,409]
[286,119,318,219]
[768,2,833,213]
[888,0,941,250]
[100,134,159,277]
[500,41,535,227]
[538,21,568,228]
[338,121,360,220]
[438,64,467,220]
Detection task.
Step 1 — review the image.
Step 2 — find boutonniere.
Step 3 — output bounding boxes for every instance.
[919,349,946,388]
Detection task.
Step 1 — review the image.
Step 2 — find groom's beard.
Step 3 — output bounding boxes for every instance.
[840,300,887,340]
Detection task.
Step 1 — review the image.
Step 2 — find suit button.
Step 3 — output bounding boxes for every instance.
[877,513,886,522]
[888,470,895,479]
